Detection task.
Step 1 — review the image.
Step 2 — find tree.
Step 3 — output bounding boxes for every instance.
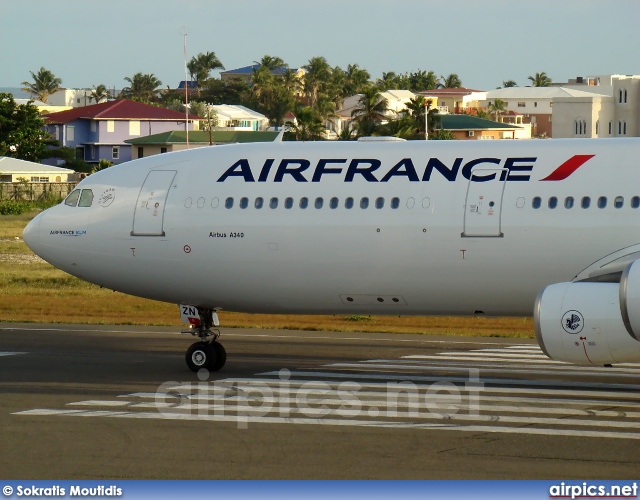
[285,105,325,141]
[488,98,506,122]
[90,84,109,104]
[343,64,371,96]
[21,67,62,103]
[121,73,162,102]
[257,55,286,70]
[408,70,439,91]
[441,73,462,88]
[351,87,389,137]
[302,56,332,107]
[528,72,552,87]
[0,93,56,161]
[502,80,517,88]
[187,52,224,90]
[429,129,456,140]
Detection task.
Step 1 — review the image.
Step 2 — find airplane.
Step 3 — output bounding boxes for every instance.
[23,136,640,372]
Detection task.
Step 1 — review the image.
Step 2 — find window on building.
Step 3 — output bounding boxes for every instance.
[517,102,525,107]
[129,121,141,136]
[609,121,613,135]
[67,126,75,142]
[138,147,144,159]
[90,146,95,159]
[534,102,538,107]
[112,146,119,160]
[160,147,167,154]
[30,177,49,183]
[107,120,115,132]
[623,121,627,135]
[596,121,599,135]
[90,121,97,132]
[624,89,628,103]
[619,90,623,103]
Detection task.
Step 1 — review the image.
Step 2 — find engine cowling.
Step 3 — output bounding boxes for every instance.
[535,263,640,365]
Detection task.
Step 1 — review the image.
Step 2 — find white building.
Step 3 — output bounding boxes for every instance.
[0,157,74,183]
[209,105,270,131]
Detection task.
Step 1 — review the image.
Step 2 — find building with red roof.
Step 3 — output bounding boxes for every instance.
[43,99,199,166]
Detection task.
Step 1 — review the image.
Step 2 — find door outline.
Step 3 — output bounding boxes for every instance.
[131,170,177,236]
[462,168,507,238]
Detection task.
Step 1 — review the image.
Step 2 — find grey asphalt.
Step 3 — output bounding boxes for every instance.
[0,323,638,479]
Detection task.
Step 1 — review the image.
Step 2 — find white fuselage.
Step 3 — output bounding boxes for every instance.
[23,138,640,317]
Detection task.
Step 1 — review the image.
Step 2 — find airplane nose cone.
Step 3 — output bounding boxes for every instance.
[23,212,42,254]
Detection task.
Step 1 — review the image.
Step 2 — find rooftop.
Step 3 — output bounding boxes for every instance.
[124,130,279,145]
[439,115,521,131]
[0,157,74,173]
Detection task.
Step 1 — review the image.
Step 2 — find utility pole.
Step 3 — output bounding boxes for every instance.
[182,27,189,149]
[424,98,432,140]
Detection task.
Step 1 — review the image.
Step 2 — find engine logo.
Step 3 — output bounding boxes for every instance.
[561,310,584,334]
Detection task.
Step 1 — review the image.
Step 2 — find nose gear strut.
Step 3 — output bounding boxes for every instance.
[183,307,227,372]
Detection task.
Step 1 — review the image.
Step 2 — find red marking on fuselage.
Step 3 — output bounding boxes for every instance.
[582,341,595,365]
[540,154,595,181]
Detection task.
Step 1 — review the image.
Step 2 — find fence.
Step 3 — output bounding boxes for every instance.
[0,182,77,201]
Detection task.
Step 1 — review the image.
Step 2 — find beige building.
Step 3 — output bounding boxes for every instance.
[552,75,640,138]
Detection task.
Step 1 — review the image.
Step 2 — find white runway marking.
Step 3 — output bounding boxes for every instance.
[14,344,640,441]
[0,352,26,357]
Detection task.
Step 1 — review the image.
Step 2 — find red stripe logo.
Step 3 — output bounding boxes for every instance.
[540,154,595,181]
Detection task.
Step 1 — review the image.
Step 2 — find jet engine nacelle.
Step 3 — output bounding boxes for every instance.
[535,261,640,365]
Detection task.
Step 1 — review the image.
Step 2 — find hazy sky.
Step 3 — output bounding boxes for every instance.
[2,0,638,92]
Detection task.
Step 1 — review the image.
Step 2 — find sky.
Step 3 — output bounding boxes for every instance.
[1,0,639,92]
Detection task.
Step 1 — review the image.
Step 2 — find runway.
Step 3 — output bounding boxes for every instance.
[0,323,639,479]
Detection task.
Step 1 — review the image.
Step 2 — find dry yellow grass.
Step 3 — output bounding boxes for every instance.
[0,211,535,338]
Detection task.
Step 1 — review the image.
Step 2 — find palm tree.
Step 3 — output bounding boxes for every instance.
[187,52,224,90]
[502,80,517,88]
[286,105,325,141]
[343,64,371,95]
[121,73,162,102]
[258,55,286,70]
[302,56,332,107]
[528,72,552,87]
[408,70,439,91]
[441,73,462,88]
[488,98,506,122]
[21,67,62,103]
[90,84,109,104]
[351,87,389,137]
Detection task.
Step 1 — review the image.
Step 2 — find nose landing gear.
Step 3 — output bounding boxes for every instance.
[184,308,227,372]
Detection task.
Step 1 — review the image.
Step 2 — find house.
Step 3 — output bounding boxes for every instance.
[482,87,607,138]
[208,104,270,131]
[437,115,524,140]
[125,130,279,159]
[417,88,486,114]
[43,99,200,165]
[551,75,640,138]
[220,64,305,85]
[0,157,74,183]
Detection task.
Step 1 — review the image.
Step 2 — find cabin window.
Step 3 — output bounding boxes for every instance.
[255,197,264,209]
[597,196,607,208]
[65,189,81,207]
[532,196,541,209]
[329,197,339,209]
[360,197,369,209]
[239,197,249,209]
[581,196,591,209]
[299,197,308,209]
[564,197,574,209]
[285,197,294,209]
[269,197,278,209]
[391,197,400,209]
[345,197,354,209]
[375,197,384,209]
[225,197,234,209]
[631,196,640,208]
[548,197,558,209]
[614,196,624,209]
[315,197,324,209]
